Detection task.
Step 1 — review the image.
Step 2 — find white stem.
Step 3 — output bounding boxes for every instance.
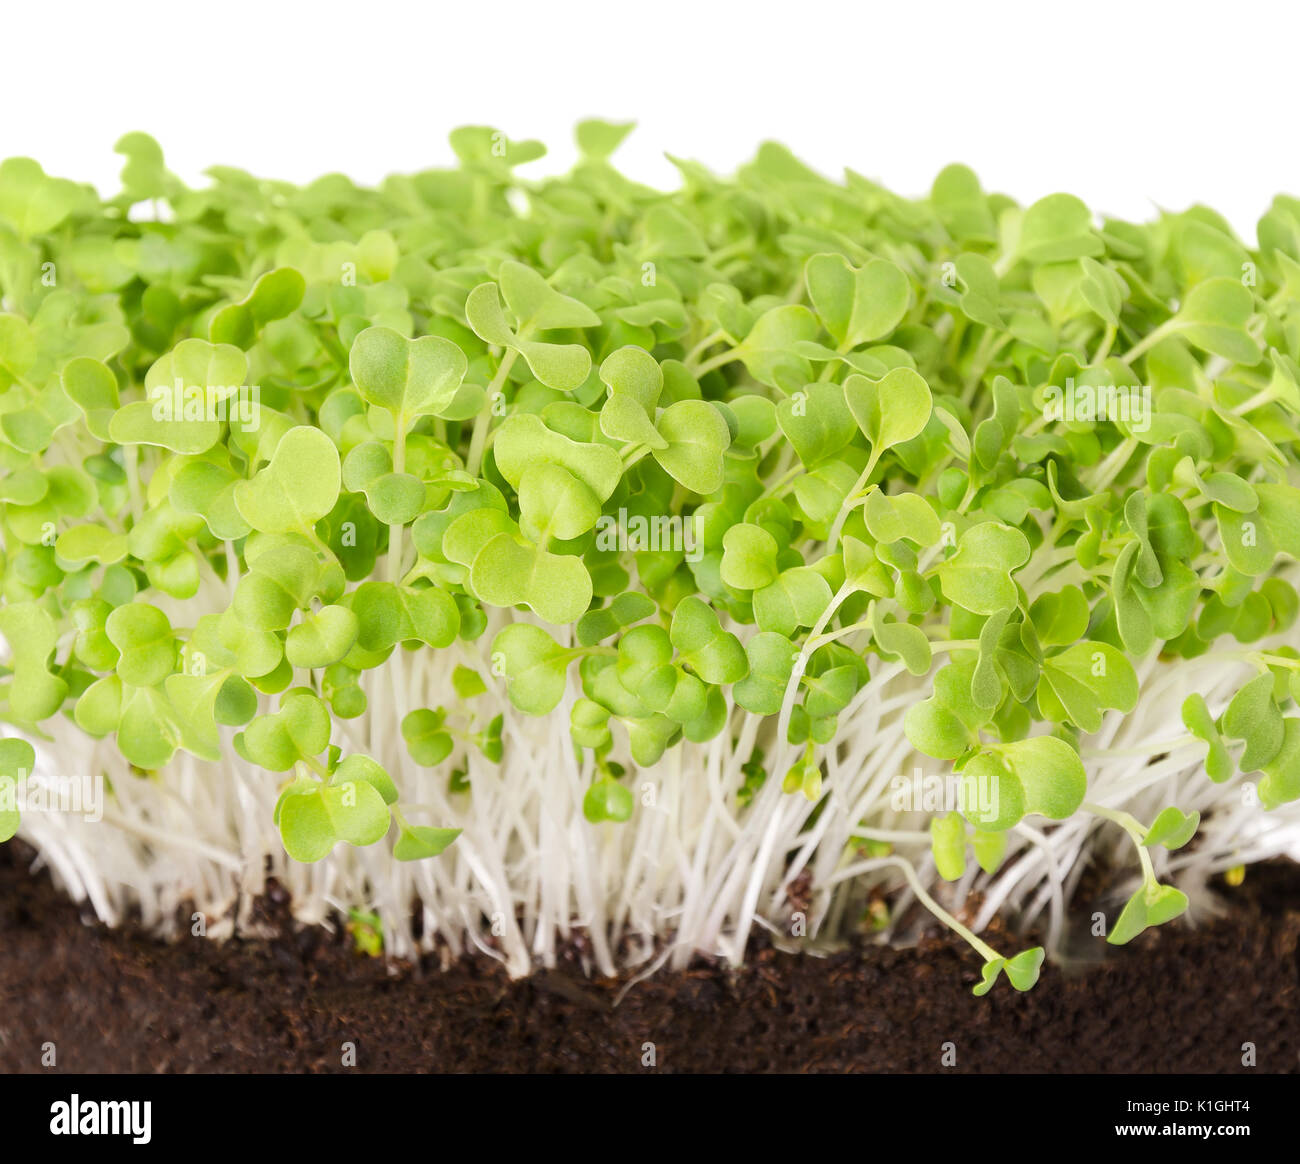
[7,569,1300,975]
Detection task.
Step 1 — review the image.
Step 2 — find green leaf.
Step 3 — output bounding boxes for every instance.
[775,382,855,466]
[844,367,933,458]
[733,305,818,392]
[0,157,81,235]
[733,632,795,716]
[117,686,182,769]
[164,670,228,762]
[1216,484,1300,575]
[972,947,1044,996]
[493,623,572,715]
[576,118,636,158]
[1039,642,1139,733]
[0,738,36,842]
[973,828,1007,874]
[905,663,983,761]
[1028,585,1089,647]
[1107,882,1188,945]
[465,280,593,391]
[997,735,1087,824]
[584,778,634,823]
[1259,718,1300,809]
[493,412,622,505]
[499,260,601,331]
[931,811,966,881]
[109,402,220,454]
[1182,693,1234,783]
[862,490,940,546]
[843,537,894,598]
[285,605,359,669]
[106,603,175,687]
[61,357,120,440]
[238,691,331,771]
[56,523,127,565]
[872,608,932,676]
[517,462,603,541]
[753,568,833,637]
[275,781,335,862]
[934,522,1030,616]
[599,346,665,445]
[1222,671,1284,771]
[350,581,459,650]
[1015,193,1102,265]
[401,708,454,766]
[210,267,305,347]
[452,664,489,699]
[333,754,398,805]
[652,400,731,494]
[1143,806,1199,850]
[394,822,461,860]
[1165,277,1261,365]
[348,325,468,423]
[670,597,747,684]
[469,533,592,624]
[576,592,656,646]
[805,253,910,349]
[720,523,781,590]
[234,426,341,534]
[171,455,251,540]
[278,777,391,862]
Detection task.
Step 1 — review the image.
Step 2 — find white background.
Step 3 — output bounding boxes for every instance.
[6,0,1294,237]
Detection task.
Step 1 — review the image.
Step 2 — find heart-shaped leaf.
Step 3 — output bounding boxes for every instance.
[234,426,341,534]
[1144,806,1200,850]
[934,522,1030,616]
[1039,641,1139,733]
[670,597,748,684]
[209,267,305,348]
[277,777,391,862]
[401,708,454,766]
[469,533,592,625]
[492,623,573,715]
[844,367,933,459]
[805,253,910,350]
[237,691,332,771]
[652,400,731,494]
[972,946,1044,995]
[348,325,468,425]
[286,605,359,670]
[1108,881,1188,945]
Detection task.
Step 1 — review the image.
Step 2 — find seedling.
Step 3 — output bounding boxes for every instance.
[0,127,1298,994]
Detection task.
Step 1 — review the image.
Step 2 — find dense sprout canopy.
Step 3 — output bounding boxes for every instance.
[1,124,1299,990]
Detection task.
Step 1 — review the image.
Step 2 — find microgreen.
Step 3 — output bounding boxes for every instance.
[1,127,1298,995]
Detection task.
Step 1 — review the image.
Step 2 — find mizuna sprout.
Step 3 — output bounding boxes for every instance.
[1,124,1298,994]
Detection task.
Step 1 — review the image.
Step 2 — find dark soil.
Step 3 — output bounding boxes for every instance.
[1,842,1298,1073]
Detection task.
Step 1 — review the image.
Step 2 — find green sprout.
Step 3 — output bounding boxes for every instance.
[1,123,1299,992]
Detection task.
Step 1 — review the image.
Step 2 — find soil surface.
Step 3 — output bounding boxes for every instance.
[1,843,1297,1073]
